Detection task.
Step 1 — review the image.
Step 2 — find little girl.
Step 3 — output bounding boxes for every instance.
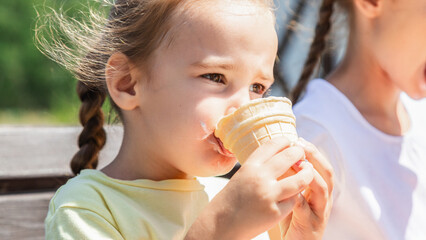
[292,0,426,239]
[37,0,333,239]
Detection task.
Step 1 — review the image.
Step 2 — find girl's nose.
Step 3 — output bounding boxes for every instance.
[225,89,251,115]
[225,106,238,116]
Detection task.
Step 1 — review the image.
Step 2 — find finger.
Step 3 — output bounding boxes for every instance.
[245,136,292,165]
[276,161,314,200]
[276,194,298,218]
[297,138,334,196]
[304,168,329,215]
[292,192,329,233]
[265,145,305,179]
[292,193,314,223]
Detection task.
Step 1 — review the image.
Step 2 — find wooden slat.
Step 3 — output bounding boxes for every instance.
[0,126,122,179]
[0,192,54,240]
[0,176,70,194]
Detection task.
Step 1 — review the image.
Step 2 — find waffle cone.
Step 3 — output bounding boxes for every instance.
[215,97,298,164]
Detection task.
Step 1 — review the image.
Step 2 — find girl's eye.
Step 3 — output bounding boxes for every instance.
[250,83,267,95]
[201,73,225,84]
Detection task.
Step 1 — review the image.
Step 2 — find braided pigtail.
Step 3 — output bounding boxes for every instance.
[71,81,107,175]
[291,0,335,103]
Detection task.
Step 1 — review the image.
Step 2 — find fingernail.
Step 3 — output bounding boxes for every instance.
[293,159,309,171]
[295,138,307,148]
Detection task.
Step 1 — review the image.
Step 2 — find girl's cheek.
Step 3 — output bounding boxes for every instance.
[200,121,210,135]
[196,119,214,141]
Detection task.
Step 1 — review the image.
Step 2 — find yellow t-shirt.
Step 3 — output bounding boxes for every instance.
[45,169,209,240]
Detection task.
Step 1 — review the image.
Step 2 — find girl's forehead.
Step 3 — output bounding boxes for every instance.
[163,0,275,47]
[178,0,273,19]
[151,0,277,70]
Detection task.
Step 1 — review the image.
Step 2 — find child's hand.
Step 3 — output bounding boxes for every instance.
[279,138,334,240]
[185,137,315,240]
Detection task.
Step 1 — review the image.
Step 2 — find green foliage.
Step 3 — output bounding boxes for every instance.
[0,0,109,124]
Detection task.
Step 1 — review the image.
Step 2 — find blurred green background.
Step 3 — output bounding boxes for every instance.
[0,0,112,125]
[0,0,80,125]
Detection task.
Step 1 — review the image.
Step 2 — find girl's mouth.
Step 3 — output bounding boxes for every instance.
[213,133,235,158]
[200,121,235,158]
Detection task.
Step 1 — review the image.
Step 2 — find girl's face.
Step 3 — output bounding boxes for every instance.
[134,1,277,178]
[370,0,426,99]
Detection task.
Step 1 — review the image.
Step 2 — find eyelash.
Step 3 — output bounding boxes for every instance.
[250,83,268,95]
[201,73,226,84]
[201,73,269,95]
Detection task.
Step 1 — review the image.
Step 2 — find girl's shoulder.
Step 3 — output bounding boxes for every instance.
[294,79,346,116]
[45,170,129,239]
[48,170,111,211]
[293,79,357,132]
[45,170,118,231]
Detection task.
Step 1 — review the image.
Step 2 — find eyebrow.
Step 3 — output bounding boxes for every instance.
[190,60,236,71]
[260,74,275,83]
[191,62,235,70]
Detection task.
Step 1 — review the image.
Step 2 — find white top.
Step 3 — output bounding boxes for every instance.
[293,79,426,240]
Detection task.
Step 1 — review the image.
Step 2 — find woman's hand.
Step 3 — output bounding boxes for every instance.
[279,138,334,240]
[185,137,315,240]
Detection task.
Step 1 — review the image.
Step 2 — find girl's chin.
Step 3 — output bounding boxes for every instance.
[198,157,238,177]
[406,71,426,99]
[216,163,238,176]
[416,69,426,99]
[405,89,426,100]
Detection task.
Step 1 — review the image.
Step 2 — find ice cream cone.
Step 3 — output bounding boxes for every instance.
[215,97,298,164]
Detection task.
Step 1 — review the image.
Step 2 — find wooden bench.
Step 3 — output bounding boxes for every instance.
[0,125,244,239]
[0,126,123,239]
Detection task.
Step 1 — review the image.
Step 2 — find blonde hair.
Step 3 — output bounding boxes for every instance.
[35,0,275,175]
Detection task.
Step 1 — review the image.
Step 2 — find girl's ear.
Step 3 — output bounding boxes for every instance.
[353,0,383,18]
[105,52,142,111]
